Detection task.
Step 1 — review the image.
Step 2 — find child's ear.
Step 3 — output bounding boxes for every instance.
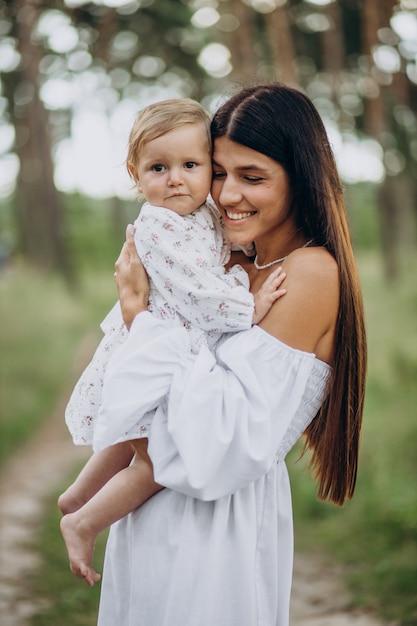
[128,162,142,192]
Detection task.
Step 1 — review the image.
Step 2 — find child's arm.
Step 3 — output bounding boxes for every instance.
[252,266,287,324]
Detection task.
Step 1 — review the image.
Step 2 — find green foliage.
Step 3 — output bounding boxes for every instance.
[344,183,380,250]
[289,253,417,624]
[0,262,116,467]
[64,194,140,274]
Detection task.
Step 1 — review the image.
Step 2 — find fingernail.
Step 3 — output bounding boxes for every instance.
[126,224,134,236]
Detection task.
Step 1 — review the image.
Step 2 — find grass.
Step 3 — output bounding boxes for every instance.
[0,260,115,625]
[1,231,416,624]
[0,263,116,466]
[289,252,417,624]
[30,468,108,626]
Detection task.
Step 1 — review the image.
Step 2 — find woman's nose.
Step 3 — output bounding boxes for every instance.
[217,175,242,205]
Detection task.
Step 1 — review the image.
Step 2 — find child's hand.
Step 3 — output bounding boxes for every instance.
[252,267,286,324]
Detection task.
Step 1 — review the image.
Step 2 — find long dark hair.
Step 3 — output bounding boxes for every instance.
[212,83,367,505]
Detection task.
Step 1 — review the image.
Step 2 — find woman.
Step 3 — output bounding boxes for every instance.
[96,83,367,626]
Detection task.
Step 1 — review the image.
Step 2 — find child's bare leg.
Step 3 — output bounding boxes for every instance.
[58,441,134,515]
[60,439,162,586]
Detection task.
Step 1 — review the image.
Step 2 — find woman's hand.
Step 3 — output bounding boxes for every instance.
[114,224,149,329]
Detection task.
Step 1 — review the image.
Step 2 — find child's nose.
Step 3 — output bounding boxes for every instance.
[168,168,183,186]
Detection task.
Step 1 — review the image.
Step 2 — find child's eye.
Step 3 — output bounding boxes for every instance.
[184,162,197,169]
[152,164,165,172]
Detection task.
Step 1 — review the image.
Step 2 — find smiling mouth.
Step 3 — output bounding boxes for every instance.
[225,211,255,220]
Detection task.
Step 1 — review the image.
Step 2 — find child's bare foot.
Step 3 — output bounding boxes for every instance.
[60,513,101,586]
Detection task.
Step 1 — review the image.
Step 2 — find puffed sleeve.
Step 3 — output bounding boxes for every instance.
[136,203,254,332]
[149,327,325,500]
[92,313,193,452]
[94,313,330,501]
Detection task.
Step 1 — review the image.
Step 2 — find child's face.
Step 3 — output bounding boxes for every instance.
[132,123,212,216]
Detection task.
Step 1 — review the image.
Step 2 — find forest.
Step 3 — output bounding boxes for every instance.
[1,0,416,276]
[0,0,416,624]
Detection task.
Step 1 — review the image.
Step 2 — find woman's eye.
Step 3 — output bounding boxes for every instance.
[212,170,225,179]
[152,164,165,172]
[184,162,197,169]
[245,176,263,183]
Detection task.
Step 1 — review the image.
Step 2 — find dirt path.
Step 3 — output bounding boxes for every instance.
[0,340,385,626]
[0,396,90,626]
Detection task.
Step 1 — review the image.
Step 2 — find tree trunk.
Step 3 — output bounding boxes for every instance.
[263,4,298,86]
[11,0,73,280]
[95,9,128,244]
[361,0,399,279]
[226,0,259,82]
[321,0,345,75]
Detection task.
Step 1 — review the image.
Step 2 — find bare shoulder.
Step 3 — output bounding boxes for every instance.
[258,247,339,362]
[285,245,339,286]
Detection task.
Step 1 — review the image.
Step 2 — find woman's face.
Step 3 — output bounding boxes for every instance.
[211,136,294,247]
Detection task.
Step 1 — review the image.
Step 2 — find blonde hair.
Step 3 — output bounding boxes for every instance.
[127,98,211,179]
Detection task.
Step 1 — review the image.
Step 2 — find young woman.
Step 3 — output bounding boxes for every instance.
[95,83,367,626]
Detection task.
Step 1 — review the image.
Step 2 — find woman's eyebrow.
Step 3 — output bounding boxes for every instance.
[212,159,269,172]
[237,165,269,172]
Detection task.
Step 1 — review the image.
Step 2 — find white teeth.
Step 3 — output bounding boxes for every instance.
[226,211,254,220]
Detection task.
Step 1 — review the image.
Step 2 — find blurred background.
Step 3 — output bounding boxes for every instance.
[0,1,416,624]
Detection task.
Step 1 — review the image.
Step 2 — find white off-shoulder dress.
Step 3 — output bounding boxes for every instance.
[95,313,331,626]
[65,200,254,445]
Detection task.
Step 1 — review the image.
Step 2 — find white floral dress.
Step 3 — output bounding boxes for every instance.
[65,200,254,446]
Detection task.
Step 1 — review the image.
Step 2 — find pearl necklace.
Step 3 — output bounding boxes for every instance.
[254,239,314,270]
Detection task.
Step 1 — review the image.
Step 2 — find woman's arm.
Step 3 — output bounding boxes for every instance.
[92,311,193,452]
[95,311,329,499]
[95,228,332,499]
